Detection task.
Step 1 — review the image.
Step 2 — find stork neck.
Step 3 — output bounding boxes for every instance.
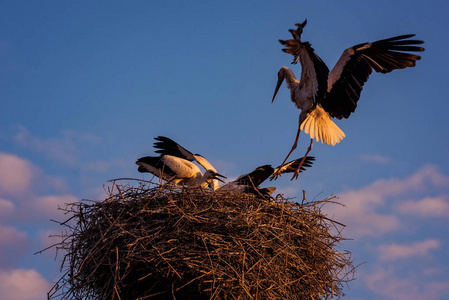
[196,171,214,189]
[194,155,217,172]
[282,67,298,84]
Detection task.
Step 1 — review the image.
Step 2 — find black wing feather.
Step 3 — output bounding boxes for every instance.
[268,156,315,181]
[280,156,315,173]
[136,156,177,178]
[236,165,274,187]
[322,34,424,119]
[153,136,196,161]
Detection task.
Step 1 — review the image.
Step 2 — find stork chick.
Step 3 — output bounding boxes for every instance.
[219,156,315,196]
[153,136,221,190]
[136,155,226,190]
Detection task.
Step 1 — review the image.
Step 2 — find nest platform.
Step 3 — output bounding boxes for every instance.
[48,179,354,300]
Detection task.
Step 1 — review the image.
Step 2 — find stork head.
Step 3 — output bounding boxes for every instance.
[272,67,296,103]
[203,170,226,183]
[203,170,226,191]
[211,171,227,183]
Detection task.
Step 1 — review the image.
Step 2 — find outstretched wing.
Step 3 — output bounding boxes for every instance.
[153,136,196,161]
[135,156,176,180]
[277,156,315,173]
[322,34,424,119]
[154,136,217,174]
[270,156,315,181]
[235,165,275,187]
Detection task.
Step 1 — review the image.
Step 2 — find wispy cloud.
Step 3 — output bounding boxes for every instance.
[360,153,390,164]
[0,224,29,267]
[13,125,101,165]
[0,152,73,206]
[33,194,78,218]
[0,268,51,300]
[377,239,441,261]
[13,126,129,174]
[324,188,400,237]
[0,152,78,270]
[0,199,15,217]
[37,229,71,261]
[397,195,449,218]
[0,153,34,196]
[0,225,28,248]
[365,165,449,195]
[324,165,449,238]
[83,158,129,173]
[329,165,449,299]
[364,268,449,300]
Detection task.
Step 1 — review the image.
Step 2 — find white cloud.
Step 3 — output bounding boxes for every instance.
[0,225,29,266]
[324,165,449,238]
[0,225,28,247]
[0,268,51,300]
[365,165,449,196]
[324,188,401,237]
[0,152,71,200]
[34,194,79,218]
[84,185,109,201]
[397,195,449,218]
[0,199,15,217]
[37,173,70,194]
[14,126,77,165]
[0,152,77,216]
[37,229,64,251]
[0,153,34,196]
[364,268,449,300]
[377,239,441,261]
[0,152,79,266]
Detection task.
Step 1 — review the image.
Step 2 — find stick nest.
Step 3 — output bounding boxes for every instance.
[48,179,354,299]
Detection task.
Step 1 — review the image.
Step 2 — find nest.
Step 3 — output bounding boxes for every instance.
[47,179,354,300]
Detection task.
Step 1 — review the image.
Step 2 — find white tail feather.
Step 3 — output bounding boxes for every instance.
[300,105,345,146]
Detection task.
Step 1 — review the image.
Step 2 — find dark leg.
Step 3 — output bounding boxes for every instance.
[271,126,302,179]
[291,138,313,180]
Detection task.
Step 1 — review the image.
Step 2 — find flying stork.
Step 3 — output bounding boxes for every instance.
[152,136,221,190]
[218,156,315,196]
[271,19,425,180]
[136,155,226,190]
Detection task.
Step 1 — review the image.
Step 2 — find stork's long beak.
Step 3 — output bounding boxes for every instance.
[213,172,227,183]
[272,73,285,103]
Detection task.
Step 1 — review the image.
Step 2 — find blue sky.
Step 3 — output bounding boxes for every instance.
[1,1,448,299]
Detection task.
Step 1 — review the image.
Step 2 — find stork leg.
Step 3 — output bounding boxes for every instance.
[291,138,313,180]
[271,125,302,179]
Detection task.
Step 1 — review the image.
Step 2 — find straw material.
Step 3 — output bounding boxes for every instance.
[46,179,354,299]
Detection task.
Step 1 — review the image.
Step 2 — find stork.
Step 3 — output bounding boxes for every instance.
[218,156,315,196]
[272,20,425,179]
[152,136,222,190]
[136,155,226,190]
